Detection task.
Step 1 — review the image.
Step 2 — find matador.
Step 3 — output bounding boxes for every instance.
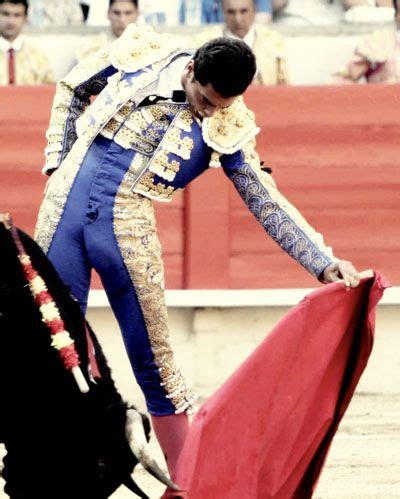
[35,24,359,486]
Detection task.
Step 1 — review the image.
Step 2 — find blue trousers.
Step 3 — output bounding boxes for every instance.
[45,136,179,415]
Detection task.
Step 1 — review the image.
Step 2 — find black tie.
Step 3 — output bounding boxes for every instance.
[139,90,186,108]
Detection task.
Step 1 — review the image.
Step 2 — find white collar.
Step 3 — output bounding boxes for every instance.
[0,35,24,52]
[156,53,191,99]
[225,24,256,49]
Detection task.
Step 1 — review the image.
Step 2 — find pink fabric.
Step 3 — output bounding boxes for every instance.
[173,273,388,498]
[151,413,189,477]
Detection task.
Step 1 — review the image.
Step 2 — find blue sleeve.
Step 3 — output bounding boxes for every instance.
[221,148,337,280]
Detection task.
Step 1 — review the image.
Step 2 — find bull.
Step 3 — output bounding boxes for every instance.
[0,214,179,498]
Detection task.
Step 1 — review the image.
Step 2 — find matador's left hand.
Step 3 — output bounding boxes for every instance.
[322,260,360,288]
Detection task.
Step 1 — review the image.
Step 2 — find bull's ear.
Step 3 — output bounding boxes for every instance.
[123,476,149,498]
[125,408,181,492]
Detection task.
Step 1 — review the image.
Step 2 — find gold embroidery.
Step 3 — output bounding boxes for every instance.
[113,127,158,155]
[241,139,337,262]
[113,189,195,413]
[118,102,134,118]
[109,24,181,73]
[149,151,180,182]
[175,109,194,133]
[135,172,175,201]
[75,64,165,142]
[36,136,91,253]
[101,117,121,139]
[43,46,110,172]
[163,127,194,160]
[202,96,260,155]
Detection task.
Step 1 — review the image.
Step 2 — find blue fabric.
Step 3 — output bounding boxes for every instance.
[47,136,176,415]
[192,0,271,24]
[221,152,334,279]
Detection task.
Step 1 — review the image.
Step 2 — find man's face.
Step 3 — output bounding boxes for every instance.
[0,2,27,42]
[108,0,138,38]
[182,61,237,119]
[222,0,256,39]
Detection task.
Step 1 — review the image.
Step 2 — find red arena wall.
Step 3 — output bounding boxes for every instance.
[0,85,399,289]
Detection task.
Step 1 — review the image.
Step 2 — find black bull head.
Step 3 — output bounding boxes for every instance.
[0,218,178,498]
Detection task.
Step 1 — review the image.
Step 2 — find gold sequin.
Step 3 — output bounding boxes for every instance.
[113,189,196,413]
[135,172,175,201]
[109,24,181,73]
[202,96,260,155]
[36,136,91,252]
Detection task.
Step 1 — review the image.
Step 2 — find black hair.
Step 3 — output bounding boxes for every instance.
[109,0,138,8]
[193,37,257,98]
[0,0,28,14]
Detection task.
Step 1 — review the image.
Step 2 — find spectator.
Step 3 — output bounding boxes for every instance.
[139,0,181,25]
[77,0,138,61]
[28,0,83,26]
[183,0,283,24]
[0,0,53,84]
[274,0,344,25]
[191,0,289,85]
[342,0,395,22]
[332,1,399,83]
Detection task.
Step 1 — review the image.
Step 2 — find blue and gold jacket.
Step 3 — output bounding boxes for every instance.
[43,24,337,279]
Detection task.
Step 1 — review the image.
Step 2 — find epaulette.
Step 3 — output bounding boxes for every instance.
[109,24,181,72]
[202,96,260,155]
[356,29,396,64]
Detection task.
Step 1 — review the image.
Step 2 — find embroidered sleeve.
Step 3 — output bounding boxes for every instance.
[222,139,338,280]
[43,46,117,174]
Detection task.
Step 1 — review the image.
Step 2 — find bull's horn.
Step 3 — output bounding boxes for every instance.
[125,408,181,492]
[123,476,149,498]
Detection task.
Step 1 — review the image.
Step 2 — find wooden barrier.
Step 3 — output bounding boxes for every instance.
[1,85,399,288]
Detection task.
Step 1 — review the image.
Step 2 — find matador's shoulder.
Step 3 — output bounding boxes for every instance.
[203,96,260,155]
[109,24,181,72]
[356,29,396,63]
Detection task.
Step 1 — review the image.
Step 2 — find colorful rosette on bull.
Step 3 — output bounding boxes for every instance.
[5,214,89,393]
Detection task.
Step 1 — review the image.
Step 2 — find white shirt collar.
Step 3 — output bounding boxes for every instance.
[157,53,192,100]
[0,35,24,53]
[225,24,256,49]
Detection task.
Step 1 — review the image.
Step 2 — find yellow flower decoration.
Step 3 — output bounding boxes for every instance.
[30,275,47,295]
[51,331,74,350]
[40,302,61,322]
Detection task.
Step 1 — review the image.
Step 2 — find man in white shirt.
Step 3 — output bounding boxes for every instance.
[192,0,289,85]
[0,0,53,84]
[77,0,139,60]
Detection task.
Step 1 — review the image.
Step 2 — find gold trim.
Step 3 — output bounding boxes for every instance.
[109,24,181,73]
[36,136,91,253]
[202,96,260,155]
[134,172,175,201]
[113,188,196,413]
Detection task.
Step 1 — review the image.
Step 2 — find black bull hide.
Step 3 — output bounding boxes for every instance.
[0,223,151,498]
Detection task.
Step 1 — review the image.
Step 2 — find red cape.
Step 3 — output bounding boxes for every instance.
[174,273,388,498]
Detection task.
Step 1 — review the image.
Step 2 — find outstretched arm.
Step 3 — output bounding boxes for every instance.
[222,139,359,287]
